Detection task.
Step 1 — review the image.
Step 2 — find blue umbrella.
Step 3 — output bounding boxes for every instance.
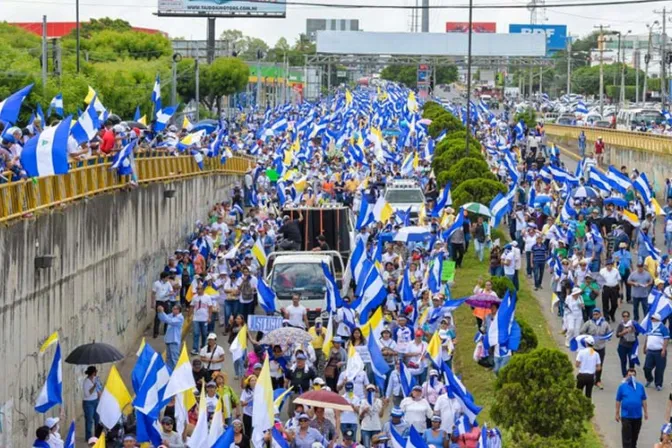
[533,195,553,205]
[571,186,599,200]
[604,197,628,208]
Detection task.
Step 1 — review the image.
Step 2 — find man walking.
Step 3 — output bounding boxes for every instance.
[627,262,653,322]
[157,303,185,370]
[643,313,670,391]
[599,259,621,323]
[152,272,176,338]
[615,368,648,448]
[576,336,601,398]
[530,235,547,290]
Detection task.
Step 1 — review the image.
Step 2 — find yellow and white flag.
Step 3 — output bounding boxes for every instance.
[164,345,197,399]
[251,357,275,443]
[39,331,59,354]
[84,86,105,112]
[322,313,334,357]
[230,324,248,362]
[188,383,209,448]
[96,365,132,429]
[251,238,268,266]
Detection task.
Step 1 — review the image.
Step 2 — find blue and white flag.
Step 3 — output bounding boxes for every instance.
[442,207,464,242]
[256,276,277,313]
[355,196,375,230]
[442,362,482,424]
[71,98,101,145]
[434,181,452,215]
[322,261,343,312]
[0,83,33,124]
[64,421,75,448]
[192,149,204,170]
[569,332,614,351]
[399,361,416,397]
[477,423,488,448]
[514,120,525,141]
[368,330,391,392]
[133,344,171,419]
[350,238,367,281]
[211,425,234,448]
[134,105,141,122]
[34,343,63,413]
[356,266,387,324]
[21,117,72,178]
[408,425,429,448]
[607,166,632,195]
[390,425,406,448]
[135,410,162,447]
[575,101,588,114]
[48,93,64,117]
[587,168,611,193]
[427,252,444,293]
[560,196,578,223]
[152,74,162,114]
[454,414,472,437]
[489,192,511,228]
[633,173,654,205]
[639,290,672,332]
[639,229,662,262]
[270,117,288,134]
[399,265,415,306]
[486,291,516,349]
[111,140,137,176]
[155,106,176,132]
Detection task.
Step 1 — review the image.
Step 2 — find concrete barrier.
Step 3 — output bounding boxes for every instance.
[0,172,243,445]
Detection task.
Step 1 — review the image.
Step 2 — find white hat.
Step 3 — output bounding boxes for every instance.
[45,417,59,428]
[570,287,583,296]
[584,336,595,346]
[207,333,217,340]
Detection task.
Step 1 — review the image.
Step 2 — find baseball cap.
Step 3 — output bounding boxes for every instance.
[45,417,59,428]
[253,362,263,369]
[390,407,404,417]
[207,333,217,340]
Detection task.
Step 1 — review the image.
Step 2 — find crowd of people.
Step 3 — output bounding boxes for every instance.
[23,81,672,448]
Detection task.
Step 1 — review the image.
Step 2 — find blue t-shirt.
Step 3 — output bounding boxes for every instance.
[616,381,647,419]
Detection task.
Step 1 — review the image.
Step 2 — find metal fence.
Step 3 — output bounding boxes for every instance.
[544,123,672,155]
[0,154,253,224]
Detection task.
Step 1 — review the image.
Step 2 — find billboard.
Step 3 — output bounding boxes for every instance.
[509,24,567,55]
[446,22,496,33]
[157,0,286,18]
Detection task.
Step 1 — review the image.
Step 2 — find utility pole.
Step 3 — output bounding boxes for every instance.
[76,0,80,73]
[256,52,262,107]
[464,0,474,155]
[195,59,200,122]
[566,37,572,95]
[643,22,657,104]
[594,24,610,116]
[171,54,177,107]
[421,0,429,32]
[42,16,47,92]
[529,69,533,99]
[620,31,631,107]
[635,49,640,104]
[662,8,667,109]
[539,66,543,96]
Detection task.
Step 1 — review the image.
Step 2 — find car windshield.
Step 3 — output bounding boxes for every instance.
[271,263,326,295]
[385,189,424,203]
[634,111,662,124]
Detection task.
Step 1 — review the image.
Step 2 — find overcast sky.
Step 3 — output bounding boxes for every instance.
[3,0,663,45]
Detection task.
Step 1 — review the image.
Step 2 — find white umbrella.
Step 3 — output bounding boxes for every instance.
[462,202,492,217]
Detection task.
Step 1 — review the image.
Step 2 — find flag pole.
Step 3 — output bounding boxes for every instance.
[464,0,474,156]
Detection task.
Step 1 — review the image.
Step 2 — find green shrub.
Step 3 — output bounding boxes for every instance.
[428,113,464,138]
[452,179,507,207]
[501,428,585,448]
[492,348,593,440]
[515,318,539,354]
[431,145,483,174]
[488,276,515,298]
[445,157,496,188]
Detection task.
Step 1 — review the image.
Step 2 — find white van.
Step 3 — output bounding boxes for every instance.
[616,108,663,131]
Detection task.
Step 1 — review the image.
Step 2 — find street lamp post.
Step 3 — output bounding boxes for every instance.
[643,21,659,104]
[76,0,80,73]
[620,30,632,107]
[464,0,474,155]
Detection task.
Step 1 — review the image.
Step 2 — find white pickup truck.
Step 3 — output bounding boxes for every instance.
[264,250,347,324]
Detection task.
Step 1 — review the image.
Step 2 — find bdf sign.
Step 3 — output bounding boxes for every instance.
[509,24,568,55]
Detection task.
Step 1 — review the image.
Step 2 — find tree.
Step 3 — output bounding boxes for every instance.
[444,158,496,188]
[492,348,593,440]
[380,65,418,88]
[428,114,464,138]
[432,144,483,174]
[515,319,539,354]
[489,276,515,298]
[73,18,133,38]
[514,108,537,129]
[451,178,507,207]
[202,57,249,112]
[435,65,458,85]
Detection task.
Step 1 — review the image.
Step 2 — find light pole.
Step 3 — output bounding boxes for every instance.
[464,0,474,155]
[76,0,80,72]
[619,30,632,107]
[643,21,659,104]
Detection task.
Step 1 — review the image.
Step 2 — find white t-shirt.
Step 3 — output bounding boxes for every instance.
[576,348,601,374]
[152,280,174,303]
[83,377,99,401]
[238,276,258,304]
[199,344,226,371]
[599,268,621,287]
[360,398,383,431]
[502,251,516,275]
[285,304,307,329]
[191,294,213,322]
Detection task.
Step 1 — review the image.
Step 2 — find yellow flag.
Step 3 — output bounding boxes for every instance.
[136,337,146,356]
[84,86,97,104]
[40,331,59,353]
[138,115,147,126]
[93,432,106,448]
[345,89,353,106]
[182,116,192,130]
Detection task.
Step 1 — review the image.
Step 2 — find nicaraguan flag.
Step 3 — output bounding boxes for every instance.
[399,265,415,306]
[135,410,162,446]
[133,345,171,419]
[639,290,672,331]
[355,195,375,230]
[356,266,387,324]
[322,261,343,312]
[111,140,137,176]
[434,181,452,215]
[367,329,391,392]
[256,275,277,313]
[399,361,416,397]
[486,290,517,349]
[427,252,444,293]
[192,149,204,170]
[454,414,472,437]
[390,425,406,448]
[155,106,176,132]
[442,207,464,242]
[633,172,653,205]
[350,237,367,281]
[442,362,481,423]
[575,101,588,114]
[152,74,162,115]
[21,117,72,178]
[270,117,288,133]
[587,168,611,193]
[560,196,578,223]
[71,98,100,144]
[477,423,488,448]
[514,120,525,141]
[489,192,511,228]
[607,165,632,194]
[212,425,235,448]
[35,342,63,413]
[639,229,662,262]
[0,83,33,124]
[48,93,64,117]
[64,420,75,448]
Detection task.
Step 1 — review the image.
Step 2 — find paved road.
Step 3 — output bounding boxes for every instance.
[540,139,670,448]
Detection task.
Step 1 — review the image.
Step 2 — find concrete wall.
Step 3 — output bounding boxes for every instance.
[0,172,242,445]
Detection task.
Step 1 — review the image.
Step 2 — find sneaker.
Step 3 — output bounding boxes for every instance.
[657,385,663,391]
[190,349,198,355]
[645,381,653,388]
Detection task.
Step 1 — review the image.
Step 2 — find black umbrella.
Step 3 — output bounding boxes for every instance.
[106,114,122,125]
[65,342,124,365]
[126,120,148,130]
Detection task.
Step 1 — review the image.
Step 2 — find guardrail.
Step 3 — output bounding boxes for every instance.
[544,123,672,155]
[0,154,253,224]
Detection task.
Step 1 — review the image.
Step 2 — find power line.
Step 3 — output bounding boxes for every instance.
[4,0,672,9]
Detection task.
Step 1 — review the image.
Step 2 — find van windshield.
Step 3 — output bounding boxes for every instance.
[385,189,425,203]
[271,263,326,295]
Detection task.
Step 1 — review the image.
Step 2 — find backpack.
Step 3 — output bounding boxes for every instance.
[240,278,255,301]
